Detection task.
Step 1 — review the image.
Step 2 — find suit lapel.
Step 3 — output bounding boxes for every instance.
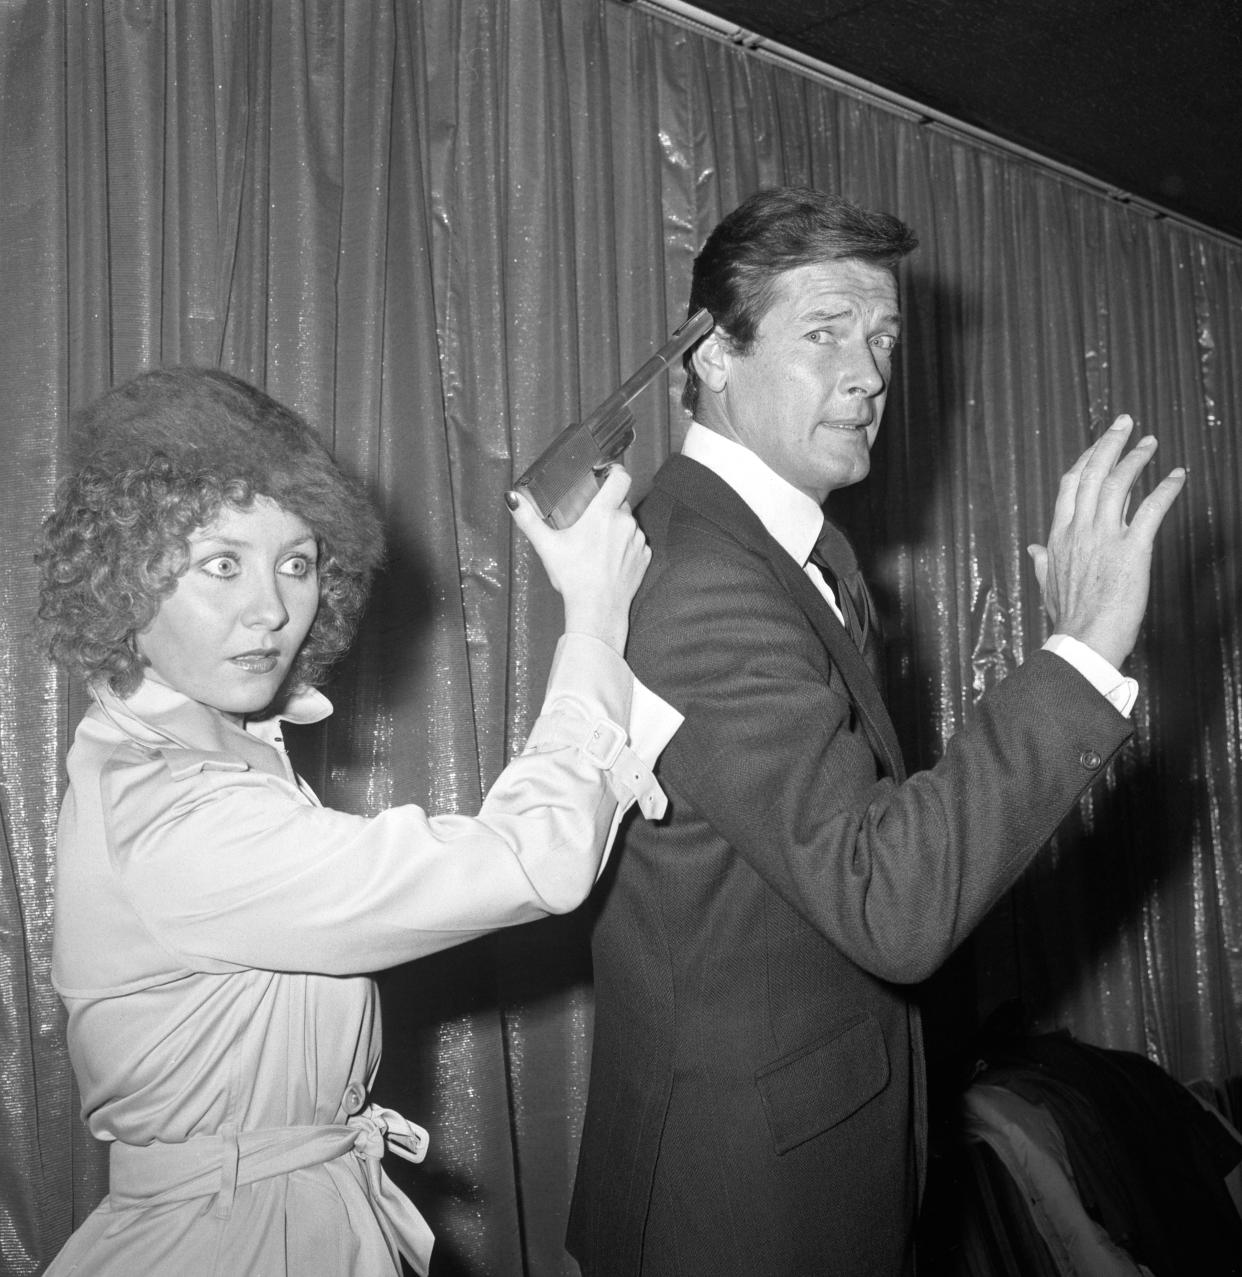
[653,455,905,781]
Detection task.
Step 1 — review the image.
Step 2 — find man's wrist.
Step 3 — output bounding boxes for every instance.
[1043,633,1139,717]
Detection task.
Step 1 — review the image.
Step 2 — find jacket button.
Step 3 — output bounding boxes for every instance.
[1079,749,1103,770]
[343,1081,366,1115]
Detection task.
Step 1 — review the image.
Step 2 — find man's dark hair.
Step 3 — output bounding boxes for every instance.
[682,187,918,414]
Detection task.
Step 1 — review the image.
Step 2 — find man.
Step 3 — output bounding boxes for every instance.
[567,187,1185,1276]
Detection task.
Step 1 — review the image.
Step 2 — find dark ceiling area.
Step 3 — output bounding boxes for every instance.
[681,0,1242,242]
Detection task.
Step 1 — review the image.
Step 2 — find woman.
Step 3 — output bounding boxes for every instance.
[37,366,676,1275]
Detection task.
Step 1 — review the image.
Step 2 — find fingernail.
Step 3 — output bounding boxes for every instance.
[504,491,520,510]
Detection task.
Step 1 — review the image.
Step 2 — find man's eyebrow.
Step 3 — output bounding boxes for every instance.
[798,305,903,329]
[801,305,855,324]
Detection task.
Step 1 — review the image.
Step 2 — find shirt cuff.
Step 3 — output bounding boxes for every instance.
[1043,633,1139,717]
[629,677,684,778]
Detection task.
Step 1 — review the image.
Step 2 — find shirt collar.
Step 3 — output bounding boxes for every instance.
[681,421,824,566]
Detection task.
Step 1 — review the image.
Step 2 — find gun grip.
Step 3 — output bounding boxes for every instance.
[516,410,635,529]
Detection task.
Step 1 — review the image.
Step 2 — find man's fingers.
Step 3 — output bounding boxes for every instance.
[1126,468,1188,540]
[1049,419,1126,531]
[1067,415,1135,518]
[1054,416,1168,536]
[1027,543,1049,592]
[1049,449,1093,531]
[1090,434,1159,526]
[1082,415,1136,477]
[1077,414,1135,484]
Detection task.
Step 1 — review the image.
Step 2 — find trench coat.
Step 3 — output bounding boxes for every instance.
[49,633,675,1276]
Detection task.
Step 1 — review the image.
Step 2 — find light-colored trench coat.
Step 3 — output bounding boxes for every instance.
[46,634,676,1276]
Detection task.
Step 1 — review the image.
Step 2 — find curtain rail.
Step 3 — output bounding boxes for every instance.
[628,0,1242,250]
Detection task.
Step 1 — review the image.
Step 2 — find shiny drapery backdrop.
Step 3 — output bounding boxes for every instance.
[1,1,1239,1273]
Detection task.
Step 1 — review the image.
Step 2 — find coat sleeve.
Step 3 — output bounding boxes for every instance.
[627,523,1133,985]
[102,634,677,976]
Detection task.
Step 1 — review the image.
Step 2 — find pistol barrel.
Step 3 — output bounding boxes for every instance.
[514,308,714,528]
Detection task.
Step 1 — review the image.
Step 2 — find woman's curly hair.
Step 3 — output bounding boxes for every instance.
[36,366,385,697]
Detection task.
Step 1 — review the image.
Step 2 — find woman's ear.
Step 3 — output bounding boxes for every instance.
[691,329,731,393]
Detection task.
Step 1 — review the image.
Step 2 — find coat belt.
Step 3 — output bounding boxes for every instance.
[107,1105,435,1275]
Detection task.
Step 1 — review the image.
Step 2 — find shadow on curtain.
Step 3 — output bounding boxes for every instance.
[0,1,1238,1273]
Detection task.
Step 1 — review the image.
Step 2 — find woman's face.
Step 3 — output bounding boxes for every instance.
[135,497,320,717]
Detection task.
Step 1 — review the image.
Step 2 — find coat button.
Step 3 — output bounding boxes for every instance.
[343,1081,366,1115]
[1079,749,1103,770]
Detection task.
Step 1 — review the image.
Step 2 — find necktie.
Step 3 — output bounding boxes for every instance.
[809,520,878,660]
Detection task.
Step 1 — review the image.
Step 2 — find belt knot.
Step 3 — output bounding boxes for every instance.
[349,1103,430,1168]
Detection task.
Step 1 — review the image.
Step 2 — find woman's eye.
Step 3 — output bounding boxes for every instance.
[280,555,317,578]
[202,555,240,578]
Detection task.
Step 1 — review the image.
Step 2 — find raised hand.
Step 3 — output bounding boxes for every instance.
[1027,414,1187,669]
[507,466,651,653]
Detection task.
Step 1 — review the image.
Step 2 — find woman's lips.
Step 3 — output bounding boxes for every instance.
[230,651,280,674]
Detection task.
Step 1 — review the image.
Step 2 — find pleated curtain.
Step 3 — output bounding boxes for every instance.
[1,1,1239,1273]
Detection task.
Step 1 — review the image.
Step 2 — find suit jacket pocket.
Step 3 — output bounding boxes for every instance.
[754,1013,890,1155]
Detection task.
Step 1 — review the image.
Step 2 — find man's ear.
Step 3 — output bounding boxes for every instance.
[691,329,731,393]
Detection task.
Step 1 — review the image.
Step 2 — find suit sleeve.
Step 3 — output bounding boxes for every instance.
[627,527,1133,985]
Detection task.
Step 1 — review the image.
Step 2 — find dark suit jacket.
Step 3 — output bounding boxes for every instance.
[568,455,1134,1277]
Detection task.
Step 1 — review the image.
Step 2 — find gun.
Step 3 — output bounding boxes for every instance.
[513,308,713,528]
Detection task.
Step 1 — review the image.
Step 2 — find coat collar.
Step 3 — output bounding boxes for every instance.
[652,454,905,780]
[88,677,332,772]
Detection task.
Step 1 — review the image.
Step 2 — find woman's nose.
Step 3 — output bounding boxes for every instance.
[241,576,290,629]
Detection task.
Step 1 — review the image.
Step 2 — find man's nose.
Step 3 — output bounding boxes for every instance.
[241,575,290,629]
[842,344,885,397]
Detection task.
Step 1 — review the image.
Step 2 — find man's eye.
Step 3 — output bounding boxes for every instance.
[202,555,239,578]
[871,334,898,352]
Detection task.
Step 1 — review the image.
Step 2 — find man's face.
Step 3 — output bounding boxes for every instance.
[699,258,901,504]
